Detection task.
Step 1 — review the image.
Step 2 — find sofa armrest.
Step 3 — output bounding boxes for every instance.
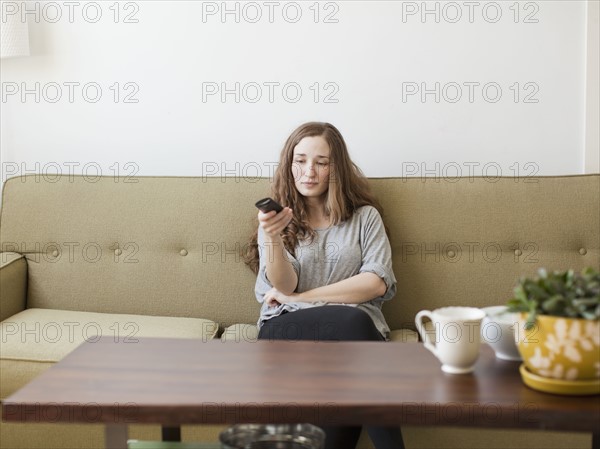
[0,252,27,322]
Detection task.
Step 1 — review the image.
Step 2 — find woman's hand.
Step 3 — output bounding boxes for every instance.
[258,207,293,239]
[258,205,298,295]
[263,287,297,308]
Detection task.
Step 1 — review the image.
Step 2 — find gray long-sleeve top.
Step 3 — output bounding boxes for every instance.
[254,205,397,340]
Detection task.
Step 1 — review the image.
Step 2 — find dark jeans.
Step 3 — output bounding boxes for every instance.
[258,306,406,449]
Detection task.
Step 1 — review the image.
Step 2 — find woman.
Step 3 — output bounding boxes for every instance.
[245,122,404,449]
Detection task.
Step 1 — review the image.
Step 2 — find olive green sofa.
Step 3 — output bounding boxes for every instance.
[1,174,598,449]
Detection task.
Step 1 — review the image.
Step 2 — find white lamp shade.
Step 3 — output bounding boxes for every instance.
[1,13,30,58]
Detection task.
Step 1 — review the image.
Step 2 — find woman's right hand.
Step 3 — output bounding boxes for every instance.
[258,207,293,239]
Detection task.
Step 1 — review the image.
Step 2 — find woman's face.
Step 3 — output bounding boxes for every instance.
[292,136,331,201]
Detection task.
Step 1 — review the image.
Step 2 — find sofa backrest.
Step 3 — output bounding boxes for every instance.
[1,174,598,331]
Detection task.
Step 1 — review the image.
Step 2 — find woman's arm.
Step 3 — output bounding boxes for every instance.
[263,272,386,307]
[259,208,298,295]
[263,234,298,295]
[298,272,386,303]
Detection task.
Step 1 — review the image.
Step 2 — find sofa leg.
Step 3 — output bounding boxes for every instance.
[105,424,128,449]
[162,426,181,442]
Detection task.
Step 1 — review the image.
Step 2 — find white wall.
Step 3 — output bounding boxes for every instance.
[586,0,599,173]
[0,0,595,188]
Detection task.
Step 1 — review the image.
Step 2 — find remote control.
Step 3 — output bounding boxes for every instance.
[255,197,284,214]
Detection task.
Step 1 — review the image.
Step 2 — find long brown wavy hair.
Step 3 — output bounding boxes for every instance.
[244,122,387,274]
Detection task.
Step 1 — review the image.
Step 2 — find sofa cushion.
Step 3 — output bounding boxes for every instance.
[221,323,259,342]
[0,308,218,399]
[389,329,419,342]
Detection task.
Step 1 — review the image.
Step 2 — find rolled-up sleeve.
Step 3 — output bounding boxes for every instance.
[358,207,397,301]
[254,226,301,303]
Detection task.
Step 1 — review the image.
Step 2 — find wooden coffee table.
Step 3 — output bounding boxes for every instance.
[2,337,599,449]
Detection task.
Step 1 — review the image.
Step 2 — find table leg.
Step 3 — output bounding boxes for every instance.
[105,424,128,449]
[592,433,599,449]
[162,426,182,441]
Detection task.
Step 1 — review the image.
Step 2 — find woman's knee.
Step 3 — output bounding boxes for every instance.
[335,306,371,325]
[257,311,318,341]
[258,307,383,341]
[320,307,382,341]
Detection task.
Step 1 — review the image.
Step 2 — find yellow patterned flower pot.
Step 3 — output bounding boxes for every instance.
[516,314,600,381]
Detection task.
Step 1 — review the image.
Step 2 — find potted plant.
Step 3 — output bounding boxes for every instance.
[507,267,599,383]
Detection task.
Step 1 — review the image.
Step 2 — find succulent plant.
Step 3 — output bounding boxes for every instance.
[507,267,600,330]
